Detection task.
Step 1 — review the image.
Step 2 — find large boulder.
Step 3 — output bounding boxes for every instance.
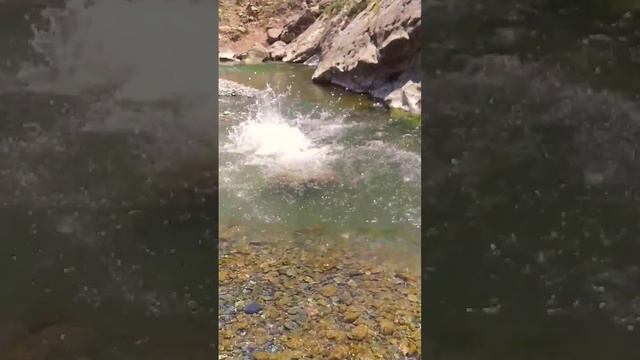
[219,49,237,62]
[373,68,422,114]
[279,0,367,64]
[387,81,421,114]
[268,40,288,61]
[241,44,269,64]
[266,27,283,44]
[311,0,422,114]
[281,15,330,63]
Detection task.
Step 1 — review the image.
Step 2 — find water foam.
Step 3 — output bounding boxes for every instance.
[224,87,340,182]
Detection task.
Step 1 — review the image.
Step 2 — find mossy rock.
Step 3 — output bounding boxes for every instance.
[390,107,421,127]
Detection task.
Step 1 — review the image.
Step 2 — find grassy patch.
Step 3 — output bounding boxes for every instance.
[373,0,381,13]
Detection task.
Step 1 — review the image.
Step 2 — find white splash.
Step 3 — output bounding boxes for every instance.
[223,88,340,182]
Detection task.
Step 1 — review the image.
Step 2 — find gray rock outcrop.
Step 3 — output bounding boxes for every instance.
[273,0,422,115]
[268,40,287,61]
[266,27,283,44]
[312,0,421,114]
[240,44,269,64]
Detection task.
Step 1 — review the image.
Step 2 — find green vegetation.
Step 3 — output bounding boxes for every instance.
[390,107,421,127]
[373,0,381,13]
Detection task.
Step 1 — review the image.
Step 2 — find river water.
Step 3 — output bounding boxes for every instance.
[425,1,640,358]
[0,1,216,358]
[219,63,422,272]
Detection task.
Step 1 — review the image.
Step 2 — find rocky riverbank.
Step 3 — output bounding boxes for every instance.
[219,0,421,115]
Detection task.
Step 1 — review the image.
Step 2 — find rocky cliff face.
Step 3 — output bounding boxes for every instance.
[276,0,421,114]
[220,0,422,115]
[313,0,421,114]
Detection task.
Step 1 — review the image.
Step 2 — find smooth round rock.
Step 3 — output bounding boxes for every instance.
[244,302,263,314]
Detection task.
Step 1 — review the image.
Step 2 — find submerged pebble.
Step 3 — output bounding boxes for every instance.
[219,241,421,359]
[244,302,263,314]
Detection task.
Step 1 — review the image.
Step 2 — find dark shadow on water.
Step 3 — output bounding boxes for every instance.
[424,0,640,358]
[0,3,217,357]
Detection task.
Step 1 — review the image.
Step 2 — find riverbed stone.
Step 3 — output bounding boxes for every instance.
[244,302,263,314]
[349,324,368,341]
[321,284,337,297]
[380,319,395,335]
[342,309,361,323]
[218,241,421,359]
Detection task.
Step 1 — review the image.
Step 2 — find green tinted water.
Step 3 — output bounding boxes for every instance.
[219,63,421,271]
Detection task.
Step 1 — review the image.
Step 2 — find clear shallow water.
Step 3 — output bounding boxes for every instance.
[425,1,640,358]
[219,64,421,271]
[1,1,216,358]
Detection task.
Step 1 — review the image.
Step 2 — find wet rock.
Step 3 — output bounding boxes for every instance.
[283,321,297,330]
[379,319,395,335]
[303,54,320,67]
[244,302,263,314]
[342,309,361,323]
[348,324,368,341]
[337,290,353,305]
[219,243,421,359]
[328,345,349,359]
[380,75,421,114]
[321,284,337,297]
[324,329,344,340]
